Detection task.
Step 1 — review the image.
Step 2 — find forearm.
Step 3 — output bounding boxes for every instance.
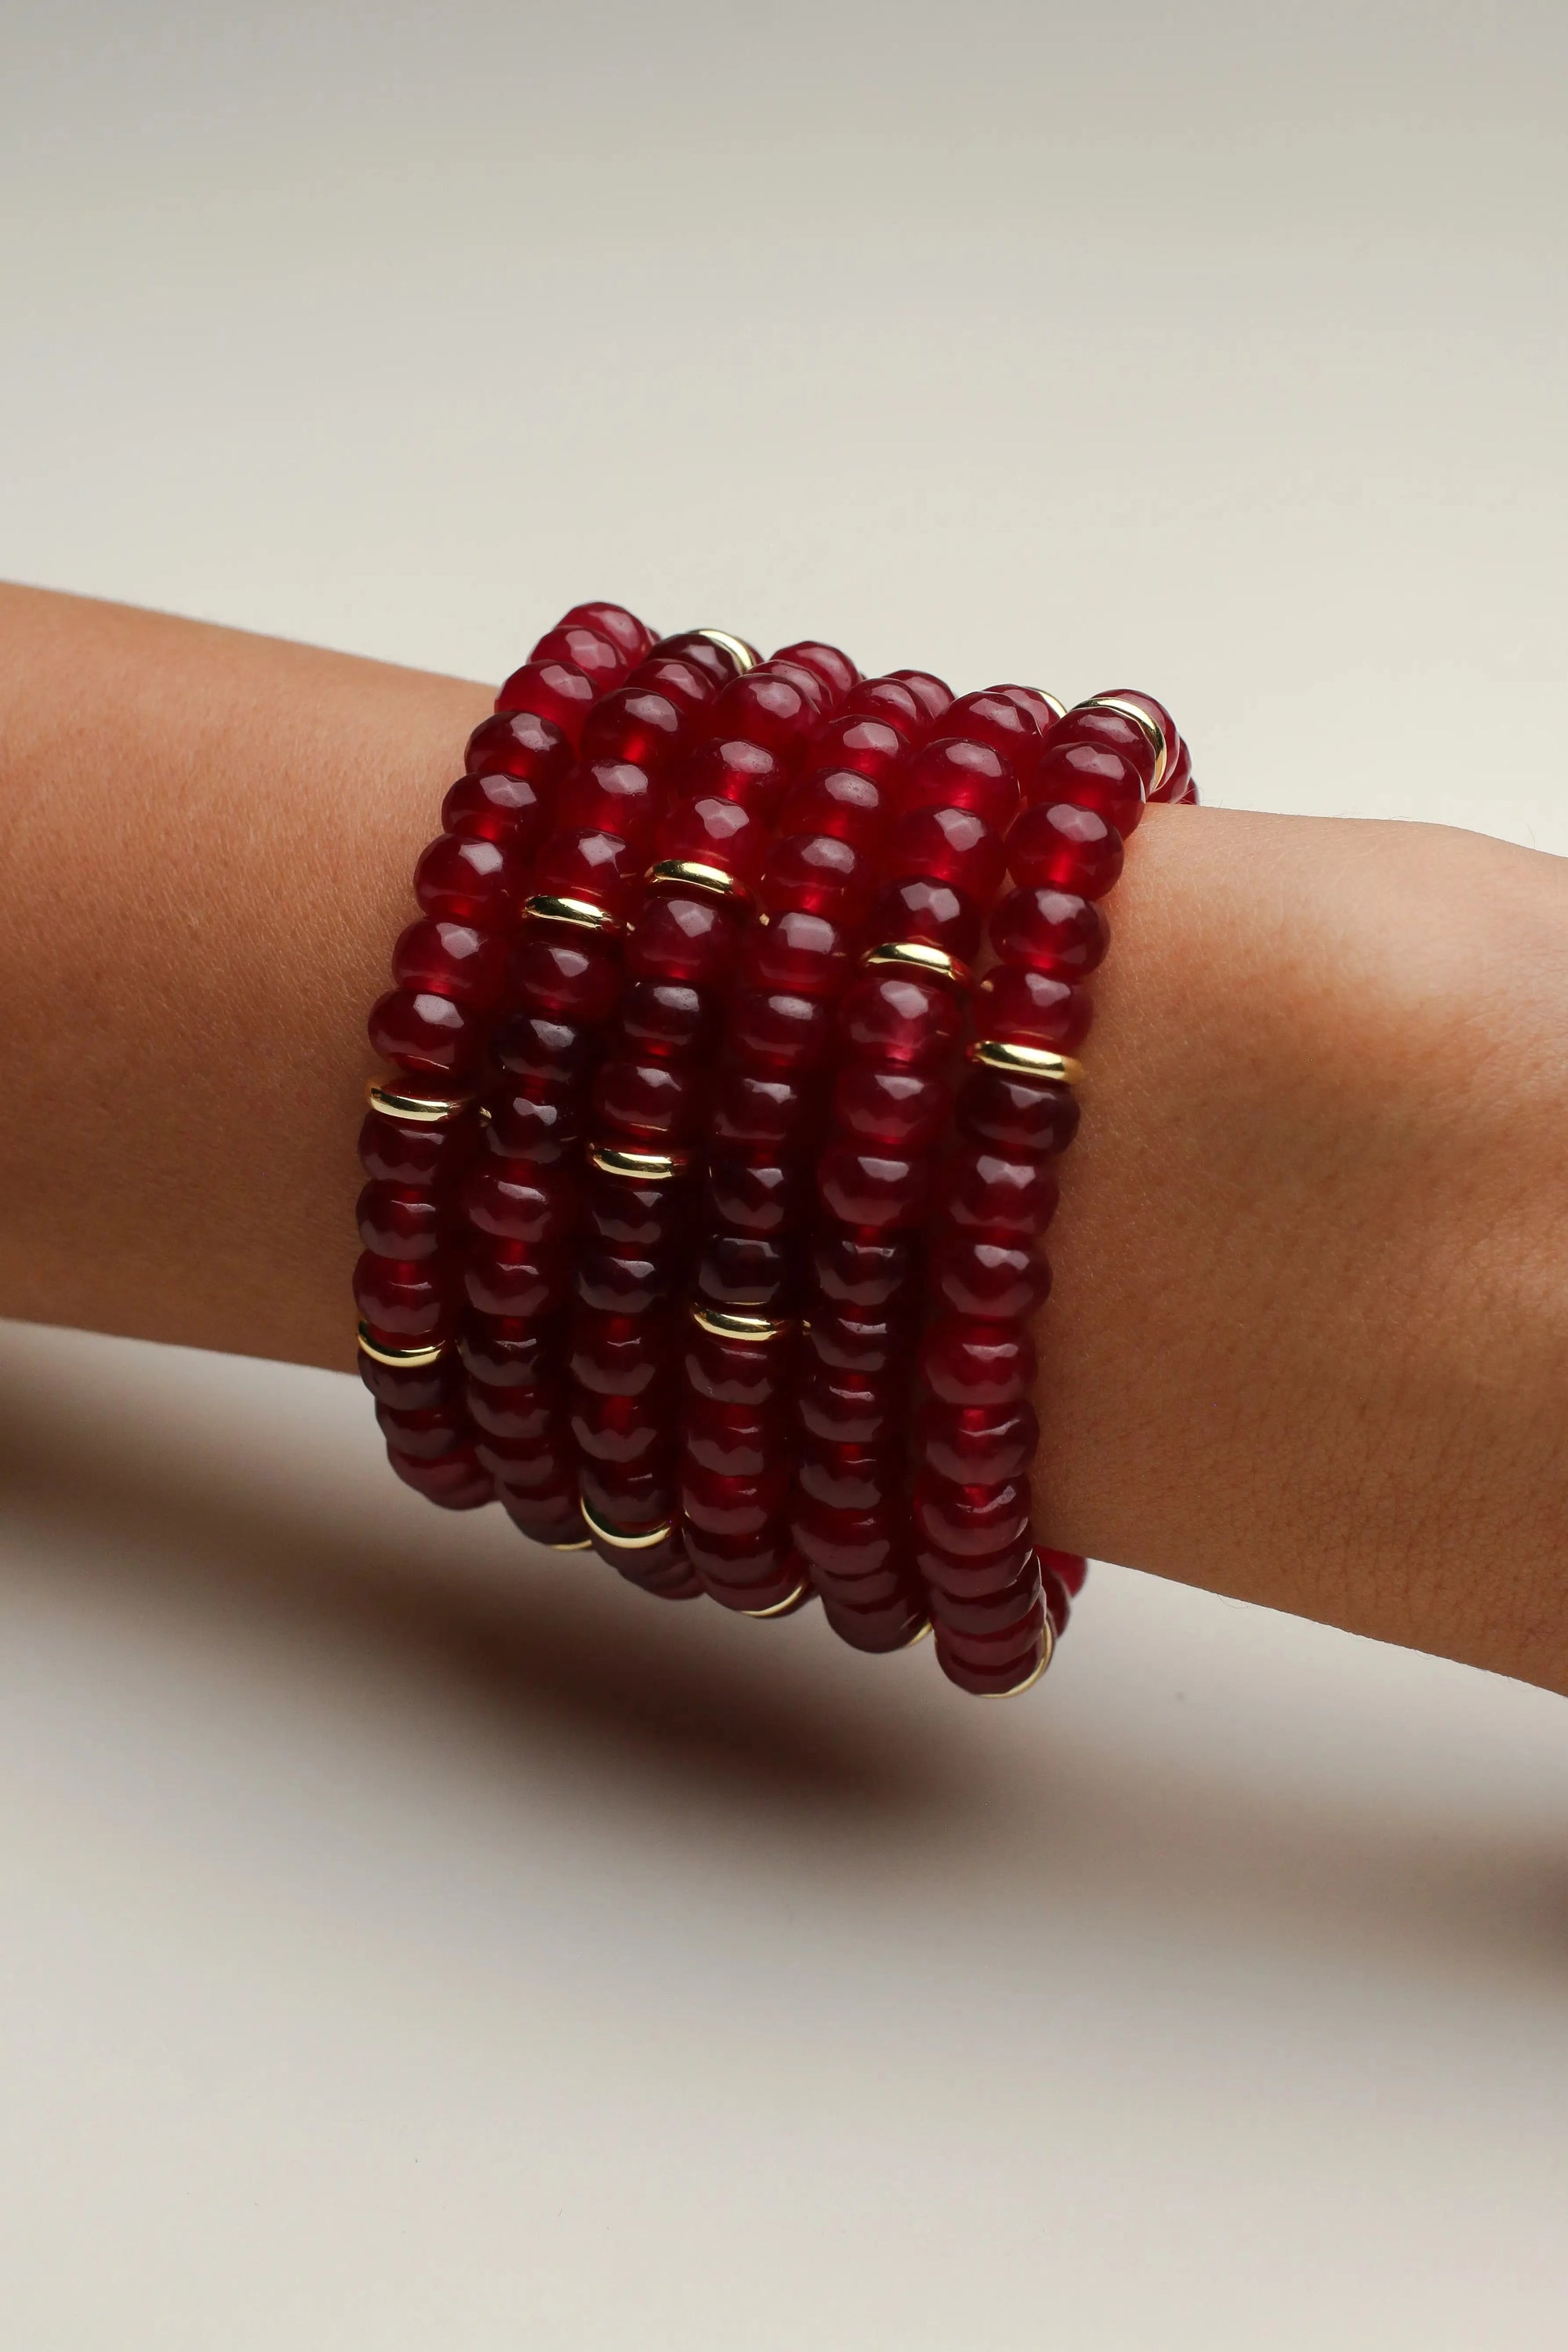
[3,584,1566,1693]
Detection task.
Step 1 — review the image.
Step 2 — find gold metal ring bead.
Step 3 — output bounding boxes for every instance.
[1038,691,1068,722]
[1086,693,1168,793]
[521,891,619,932]
[579,1497,676,1552]
[977,1621,1056,1698]
[356,1323,447,1369]
[644,858,753,906]
[546,1535,595,1552]
[690,1306,794,1344]
[365,1079,473,1125]
[967,1038,1083,1086]
[743,1580,810,1620]
[906,1618,934,1646]
[861,940,972,989]
[587,1143,691,1181]
[693,627,761,675]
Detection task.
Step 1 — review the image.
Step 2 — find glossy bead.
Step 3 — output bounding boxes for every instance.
[625,891,746,985]
[463,707,572,782]
[680,1461,789,1541]
[356,1181,443,1261]
[528,826,637,920]
[503,1494,590,1548]
[769,659,833,715]
[883,804,1006,901]
[797,1439,893,1514]
[790,1494,896,1581]
[866,876,980,963]
[912,1471,1032,1559]
[359,1352,457,1412]
[696,1233,791,1312]
[684,1531,797,1610]
[592,1053,703,1141]
[901,738,1018,829]
[463,1159,573,1246]
[647,630,742,687]
[353,1251,455,1342]
[808,1309,905,1377]
[711,1069,809,1148]
[916,1399,1040,1485]
[798,1366,894,1446]
[458,1317,556,1388]
[840,678,924,734]
[730,986,831,1069]
[495,656,597,743]
[942,1146,1060,1239]
[928,1572,1044,1639]
[1029,738,1144,833]
[916,1534,1036,1602]
[636,655,719,714]
[619,978,716,1060]
[993,684,1062,739]
[571,1392,664,1468]
[818,1145,927,1230]
[388,1447,494,1511]
[684,1328,782,1408]
[811,1232,912,1309]
[921,1316,1037,1406]
[684,1396,780,1480]
[708,1154,796,1236]
[652,791,766,891]
[412,832,522,925]
[779,768,884,846]
[681,736,788,810]
[463,1245,567,1319]
[821,1594,929,1654]
[744,908,850,996]
[554,759,658,848]
[570,1312,667,1398]
[709,668,819,756]
[508,930,621,1022]
[830,1063,945,1149]
[357,1111,470,1189]
[580,687,685,768]
[887,670,953,724]
[771,639,859,697]
[1040,1547,1090,1597]
[838,970,961,1069]
[528,622,626,684]
[575,1247,675,1316]
[974,966,1093,1054]
[484,1080,579,1163]
[579,1461,676,1533]
[955,1068,1080,1156]
[559,601,655,662]
[492,1008,594,1082]
[1007,800,1123,898]
[761,831,871,920]
[584,1174,687,1251]
[466,1381,555,1445]
[476,1432,574,1492]
[808,714,910,782]
[945,688,1041,765]
[391,917,507,1007]
[367,986,481,1076]
[930,1236,1049,1320]
[989,886,1109,979]
[934,1630,1047,1697]
[441,768,549,845]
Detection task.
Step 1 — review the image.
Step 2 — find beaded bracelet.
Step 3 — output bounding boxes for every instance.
[358,601,1196,1699]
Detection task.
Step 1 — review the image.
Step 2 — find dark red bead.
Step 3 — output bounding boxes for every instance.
[528,826,637,920]
[790,1494,897,1582]
[709,669,819,757]
[696,1233,791,1312]
[593,1053,703,1141]
[708,1153,797,1236]
[1040,1546,1089,1597]
[495,657,597,744]
[354,1251,455,1342]
[797,1439,893,1514]
[458,1316,556,1388]
[921,1316,1037,1406]
[508,928,621,1022]
[684,1529,797,1607]
[620,978,715,1060]
[772,640,859,697]
[1029,738,1144,833]
[357,1181,443,1261]
[808,714,910,782]
[945,689,1042,765]
[388,1447,494,1511]
[730,986,832,1070]
[358,1111,470,1189]
[441,768,549,845]
[807,1308,905,1377]
[476,1432,573,1491]
[681,736,788,809]
[887,670,953,724]
[811,1232,913,1308]
[635,655,719,714]
[554,759,658,848]
[413,832,523,926]
[929,1572,1044,1639]
[902,738,1018,829]
[463,708,572,782]
[780,768,884,847]
[367,986,481,1076]
[1007,800,1123,898]
[391,917,507,1007]
[583,1174,688,1252]
[711,1069,809,1148]
[930,1236,1048,1320]
[684,1396,780,1479]
[359,1347,459,1413]
[838,970,961,1069]
[989,886,1109,979]
[866,877,980,963]
[503,1494,590,1548]
[467,1381,555,1445]
[528,622,625,684]
[684,1327,783,1407]
[830,1063,945,1149]
[942,1147,1060,1240]
[974,965,1093,1054]
[558,601,655,662]
[580,687,686,768]
[840,678,924,734]
[681,1461,789,1540]
[647,631,741,687]
[484,1078,579,1163]
[653,793,766,891]
[912,1471,1032,1559]
[818,1145,927,1229]
[579,1461,676,1533]
[934,1629,1047,1696]
[463,1245,567,1319]
[798,1366,894,1446]
[821,1594,929,1654]
[916,1534,1036,1602]
[463,1159,573,1246]
[743,908,851,996]
[883,804,1006,901]
[575,1248,675,1316]
[916,1399,1040,1484]
[570,1312,667,1398]
[572,1392,664,1467]
[993,684,1062,739]
[955,1068,1080,1156]
[769,660,833,716]
[761,831,872,920]
[625,891,745,985]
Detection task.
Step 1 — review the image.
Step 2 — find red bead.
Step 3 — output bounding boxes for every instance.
[1046,705,1159,787]
[790,1493,896,1581]
[1006,801,1123,898]
[866,877,980,962]
[830,1064,945,1149]
[554,759,659,848]
[916,1399,1040,1484]
[920,1316,1037,1406]
[916,1534,1036,1602]
[463,1244,567,1319]
[807,1308,905,1377]
[684,1327,782,1409]
[580,687,686,768]
[576,1248,676,1316]
[495,658,597,744]
[811,1232,913,1308]
[696,1233,790,1311]
[941,1146,1060,1239]
[771,639,859,697]
[929,1236,1049,1320]
[441,769,548,845]
[821,1594,928,1654]
[681,1461,789,1541]
[367,986,481,1076]
[412,832,523,926]
[357,1181,444,1261]
[818,1145,928,1229]
[769,660,833,715]
[708,1154,797,1236]
[353,1251,456,1342]
[955,1068,1080,1156]
[508,928,622,1022]
[492,1009,593,1084]
[681,736,788,810]
[887,670,954,724]
[808,714,910,782]
[476,1432,574,1492]
[620,978,716,1060]
[798,1367,894,1446]
[558,601,655,662]
[761,832,872,920]
[841,678,924,734]
[712,1069,809,1148]
[458,1316,556,1388]
[929,1569,1044,1639]
[684,1396,779,1480]
[391,917,506,1007]
[1040,1546,1089,1597]
[779,768,884,847]
[388,1448,494,1511]
[945,688,1042,765]
[883,804,1007,900]
[359,1352,456,1411]
[634,655,719,714]
[1029,739,1144,833]
[993,684,1063,739]
[503,1494,590,1548]
[484,1078,579,1163]
[684,1529,797,1607]
[974,966,1093,1054]
[579,1461,676,1532]
[708,668,819,757]
[647,632,742,687]
[463,708,572,782]
[626,891,746,985]
[838,969,961,1069]
[528,622,626,684]
[358,1111,470,1189]
[901,738,1018,829]
[797,1439,893,1514]
[376,1404,464,1463]
[584,1173,688,1251]
[528,826,637,920]
[570,1312,667,1398]
[934,1628,1047,1696]
[464,1159,574,1246]
[467,1381,555,1445]
[912,1471,1032,1559]
[653,792,766,891]
[743,907,851,996]
[730,986,832,1069]
[592,1053,703,1141]
[572,1392,664,1468]
[989,887,1109,979]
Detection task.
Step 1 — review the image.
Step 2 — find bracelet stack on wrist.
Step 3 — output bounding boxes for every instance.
[357,601,1196,1699]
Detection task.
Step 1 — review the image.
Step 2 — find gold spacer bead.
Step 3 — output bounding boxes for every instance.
[1085,692,1169,793]
[365,1079,474,1125]
[743,1579,810,1620]
[691,1305,795,1345]
[522,891,619,932]
[693,626,761,675]
[587,1142,691,1181]
[546,1535,595,1552]
[580,1497,676,1552]
[906,1618,934,1646]
[967,1038,1083,1085]
[644,857,753,906]
[862,940,972,988]
[357,1323,447,1369]
[976,1618,1056,1697]
[1039,691,1068,722]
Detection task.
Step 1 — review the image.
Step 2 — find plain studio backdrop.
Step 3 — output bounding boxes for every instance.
[2,4,1566,2346]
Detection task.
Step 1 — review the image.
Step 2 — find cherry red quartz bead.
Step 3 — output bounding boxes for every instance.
[920,1316,1038,1406]
[463,708,573,784]
[684,1396,782,1480]
[779,769,884,846]
[528,826,637,920]
[841,678,924,734]
[484,1078,579,1163]
[570,1312,668,1397]
[916,1399,1040,1484]
[1028,739,1145,833]
[619,978,717,1060]
[696,1233,791,1312]
[807,1308,906,1377]
[708,668,821,757]
[808,715,911,782]
[359,1352,458,1412]
[367,986,482,1076]
[647,631,742,687]
[492,1008,595,1083]
[467,1381,555,1445]
[625,890,746,985]
[866,877,980,962]
[811,1232,913,1308]
[495,657,598,743]
[580,687,687,768]
[463,1245,568,1319]
[636,655,722,716]
[797,1439,895,1514]
[708,1154,797,1236]
[912,1471,1033,1559]
[790,1492,897,1580]
[974,965,1092,1056]
[507,929,622,1022]
[356,1181,445,1261]
[730,986,832,1069]
[684,1327,783,1408]
[831,1063,946,1149]
[353,1251,456,1343]
[592,1053,704,1141]
[944,688,1043,767]
[1043,705,1160,789]
[391,918,507,1007]
[357,1111,470,1189]
[680,1461,789,1541]
[1006,800,1124,899]
[388,1448,494,1511]
[989,886,1109,979]
[558,601,655,662]
[441,768,549,845]
[652,793,767,891]
[915,1534,1036,1602]
[955,1068,1080,1156]
[929,1234,1050,1320]
[901,738,1018,829]
[743,908,851,996]
[883,804,1007,901]
[821,1594,929,1654]
[503,1494,590,1547]
[995,684,1064,738]
[571,1393,665,1467]
[681,736,788,811]
[928,1571,1044,1639]
[838,970,962,1069]
[772,640,860,698]
[1040,1546,1090,1597]
[888,670,954,724]
[712,1069,809,1148]
[554,759,659,848]
[584,1172,689,1252]
[941,1146,1060,1238]
[761,832,873,920]
[579,1461,677,1533]
[818,1145,928,1229]
[934,1630,1047,1697]
[463,1160,574,1246]
[576,1248,677,1316]
[413,832,524,925]
[457,1314,557,1388]
[798,1366,895,1446]
[528,622,626,684]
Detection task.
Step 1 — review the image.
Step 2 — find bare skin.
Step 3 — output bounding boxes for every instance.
[2,585,1565,1693]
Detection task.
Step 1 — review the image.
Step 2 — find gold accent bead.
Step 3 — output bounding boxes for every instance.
[1039,691,1067,722]
[967,1038,1083,1085]
[644,857,753,906]
[1085,692,1168,792]
[743,1579,809,1619]
[862,940,972,988]
[546,1536,595,1552]
[693,627,761,674]
[587,1142,691,1181]
[365,1079,473,1125]
[691,1305,794,1344]
[357,1323,447,1369]
[906,1618,934,1646]
[522,891,619,932]
[580,1497,675,1552]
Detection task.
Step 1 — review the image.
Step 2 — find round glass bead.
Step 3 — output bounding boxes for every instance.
[798,1367,894,1446]
[955,1068,1080,1156]
[838,970,961,1069]
[989,886,1109,979]
[508,930,621,1022]
[818,1145,927,1229]
[558,601,655,662]
[866,876,980,962]
[367,986,481,1076]
[592,1053,703,1141]
[708,1154,797,1236]
[974,966,1093,1053]
[681,736,787,810]
[625,891,745,985]
[412,832,522,926]
[730,987,832,1069]
[554,760,658,848]
[920,1316,1038,1406]
[359,1352,456,1412]
[887,670,953,724]
[495,657,597,744]
[941,1146,1061,1239]
[463,1247,566,1319]
[463,1160,574,1246]
[441,768,548,845]
[579,688,684,769]
[463,708,572,782]
[357,1181,443,1261]
[458,1317,556,1388]
[389,1449,495,1511]
[528,622,625,684]
[353,1252,455,1341]
[901,738,1018,829]
[708,669,819,756]
[761,832,872,920]
[696,1233,791,1312]
[930,1236,1049,1320]
[711,1069,808,1148]
[528,826,637,920]
[779,769,884,846]
[911,1471,1032,1559]
[808,714,910,782]
[771,639,859,697]
[840,678,924,734]
[744,908,851,996]
[391,917,506,1007]
[1029,738,1144,833]
[620,978,716,1060]
[883,804,1006,901]
[830,1064,945,1149]
[570,1312,668,1399]
[358,1111,470,1189]
[916,1399,1040,1485]
[811,1232,913,1308]
[652,792,766,891]
[1007,800,1123,898]
[944,688,1041,765]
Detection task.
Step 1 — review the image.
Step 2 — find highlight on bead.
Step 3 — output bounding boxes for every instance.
[644,857,753,904]
[691,1305,795,1344]
[581,1497,677,1552]
[586,1143,691,1181]
[862,939,972,986]
[365,1079,474,1124]
[967,1038,1084,1085]
[356,1323,448,1369]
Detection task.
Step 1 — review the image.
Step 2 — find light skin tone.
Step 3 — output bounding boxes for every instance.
[2,584,1565,1694]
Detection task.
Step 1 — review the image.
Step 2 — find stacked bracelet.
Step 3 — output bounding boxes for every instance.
[359,601,1197,1699]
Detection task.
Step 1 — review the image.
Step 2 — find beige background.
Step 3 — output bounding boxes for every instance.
[2,3,1566,2344]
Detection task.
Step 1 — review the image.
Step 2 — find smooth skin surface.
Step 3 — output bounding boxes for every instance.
[2,585,1565,1693]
